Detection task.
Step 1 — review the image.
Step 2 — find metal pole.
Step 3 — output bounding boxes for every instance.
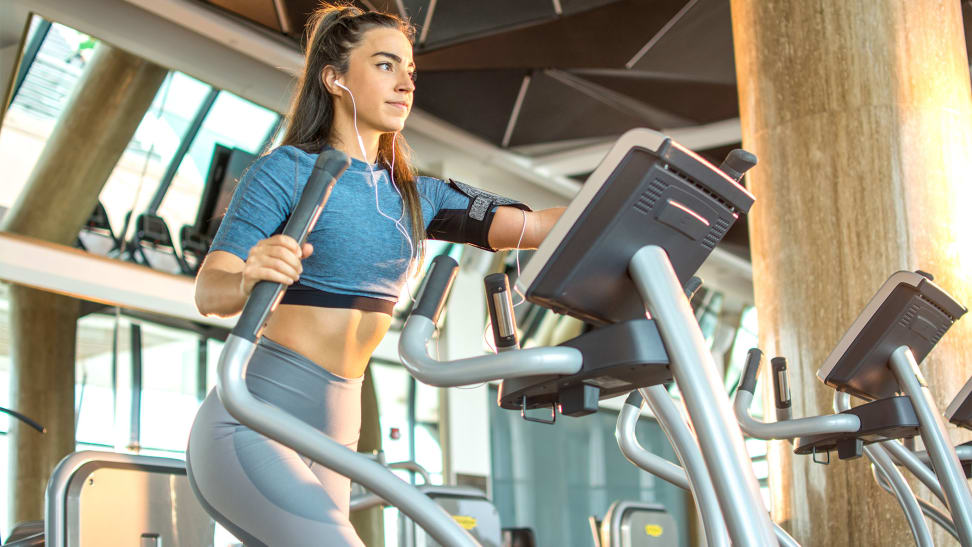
[629,246,776,545]
[638,387,730,547]
[864,444,934,547]
[889,346,972,546]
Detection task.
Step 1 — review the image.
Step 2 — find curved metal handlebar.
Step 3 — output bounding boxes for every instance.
[232,151,350,342]
[413,255,459,323]
[399,258,582,387]
[733,348,860,439]
[617,390,798,547]
[216,150,478,547]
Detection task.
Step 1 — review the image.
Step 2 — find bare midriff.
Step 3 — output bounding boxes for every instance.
[261,304,392,380]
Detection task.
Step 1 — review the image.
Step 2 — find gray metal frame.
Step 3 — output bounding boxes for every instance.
[601,500,672,547]
[833,393,934,547]
[628,245,777,545]
[398,315,582,386]
[733,389,860,440]
[45,450,197,546]
[871,464,959,542]
[881,439,947,506]
[617,389,799,547]
[633,387,729,547]
[887,345,972,544]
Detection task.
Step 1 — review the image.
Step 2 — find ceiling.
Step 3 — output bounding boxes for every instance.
[198,0,972,259]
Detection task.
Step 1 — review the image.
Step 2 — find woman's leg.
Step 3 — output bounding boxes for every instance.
[187,390,364,546]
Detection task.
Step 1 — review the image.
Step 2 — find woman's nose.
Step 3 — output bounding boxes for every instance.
[398,72,415,92]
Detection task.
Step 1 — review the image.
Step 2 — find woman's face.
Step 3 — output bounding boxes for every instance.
[336,27,416,134]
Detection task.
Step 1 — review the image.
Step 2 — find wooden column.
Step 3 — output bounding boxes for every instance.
[350,366,384,544]
[730,1,972,545]
[1,44,166,524]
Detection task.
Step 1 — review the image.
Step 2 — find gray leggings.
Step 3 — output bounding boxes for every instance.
[186,338,365,546]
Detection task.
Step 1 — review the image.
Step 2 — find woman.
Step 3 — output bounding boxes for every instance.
[186,4,565,546]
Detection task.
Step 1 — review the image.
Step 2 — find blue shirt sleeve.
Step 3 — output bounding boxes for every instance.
[209,149,298,261]
[417,176,471,219]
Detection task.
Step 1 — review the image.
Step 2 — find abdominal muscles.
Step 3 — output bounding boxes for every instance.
[262,305,392,379]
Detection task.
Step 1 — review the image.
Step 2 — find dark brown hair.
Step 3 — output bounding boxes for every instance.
[281,3,425,252]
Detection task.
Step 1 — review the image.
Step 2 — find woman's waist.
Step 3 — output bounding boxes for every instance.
[239,339,364,439]
[262,304,391,377]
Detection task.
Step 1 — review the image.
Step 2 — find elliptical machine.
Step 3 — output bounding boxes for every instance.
[215,128,781,545]
[734,270,969,545]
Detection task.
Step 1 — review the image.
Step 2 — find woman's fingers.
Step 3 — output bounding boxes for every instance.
[259,244,303,275]
[251,266,296,287]
[242,236,310,295]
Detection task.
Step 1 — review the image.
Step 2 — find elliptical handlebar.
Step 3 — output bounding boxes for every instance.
[215,149,479,547]
[732,348,860,439]
[413,255,459,323]
[398,262,582,388]
[232,151,349,342]
[738,348,762,395]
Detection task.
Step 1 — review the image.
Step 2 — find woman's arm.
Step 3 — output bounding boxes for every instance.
[195,236,312,317]
[487,206,566,250]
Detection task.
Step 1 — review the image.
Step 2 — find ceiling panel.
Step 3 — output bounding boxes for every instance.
[508,70,656,147]
[578,72,738,123]
[414,0,689,70]
[413,69,529,144]
[205,0,283,32]
[403,0,556,48]
[630,0,736,85]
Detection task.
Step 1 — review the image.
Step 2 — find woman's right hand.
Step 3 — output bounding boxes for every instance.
[240,235,314,297]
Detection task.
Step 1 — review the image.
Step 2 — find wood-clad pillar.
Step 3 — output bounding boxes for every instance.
[730,1,972,545]
[1,44,166,524]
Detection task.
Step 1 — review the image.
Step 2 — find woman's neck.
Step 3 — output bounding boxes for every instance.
[330,113,380,164]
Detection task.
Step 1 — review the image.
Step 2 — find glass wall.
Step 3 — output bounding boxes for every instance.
[0,15,281,259]
[489,389,692,547]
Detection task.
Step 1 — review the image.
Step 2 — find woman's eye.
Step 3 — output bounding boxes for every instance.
[377,62,393,71]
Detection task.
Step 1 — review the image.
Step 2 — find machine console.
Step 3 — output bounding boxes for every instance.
[817,271,966,401]
[515,128,754,325]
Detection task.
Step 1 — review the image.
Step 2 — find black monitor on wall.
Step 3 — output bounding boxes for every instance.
[194,145,258,240]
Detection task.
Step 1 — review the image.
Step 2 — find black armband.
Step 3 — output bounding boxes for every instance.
[427,179,532,251]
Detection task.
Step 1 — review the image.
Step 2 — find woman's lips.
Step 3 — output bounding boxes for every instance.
[387,101,409,111]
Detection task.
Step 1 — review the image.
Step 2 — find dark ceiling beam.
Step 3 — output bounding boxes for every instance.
[569,67,732,85]
[414,0,688,71]
[206,0,283,32]
[502,73,532,147]
[358,0,406,18]
[272,0,292,34]
[544,69,692,128]
[418,0,437,46]
[625,0,699,69]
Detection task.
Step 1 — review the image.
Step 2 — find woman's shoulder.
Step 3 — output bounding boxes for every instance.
[261,144,315,167]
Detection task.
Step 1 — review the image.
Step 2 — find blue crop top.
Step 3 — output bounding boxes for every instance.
[210,145,530,314]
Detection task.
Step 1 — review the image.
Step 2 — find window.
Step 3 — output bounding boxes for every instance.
[98,72,213,240]
[2,15,281,261]
[0,20,93,210]
[155,92,279,250]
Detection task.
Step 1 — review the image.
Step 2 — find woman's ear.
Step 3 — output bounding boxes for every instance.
[321,66,341,96]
